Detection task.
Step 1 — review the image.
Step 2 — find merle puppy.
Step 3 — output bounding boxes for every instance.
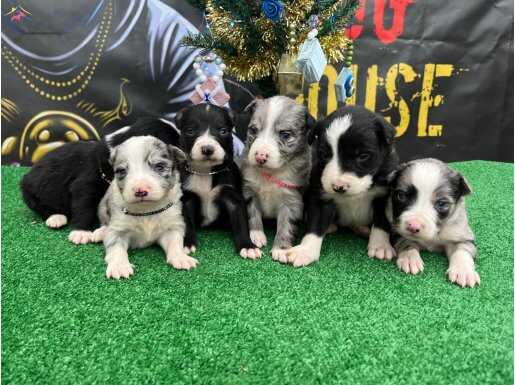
[20,117,180,245]
[98,136,194,279]
[386,158,479,287]
[21,140,112,245]
[286,105,399,267]
[241,96,314,262]
[175,104,261,259]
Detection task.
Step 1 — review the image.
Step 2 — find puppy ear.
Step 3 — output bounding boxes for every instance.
[386,162,409,184]
[109,148,117,165]
[374,114,396,145]
[168,145,187,166]
[221,106,235,126]
[450,170,472,197]
[174,107,188,129]
[243,98,261,115]
[308,119,323,145]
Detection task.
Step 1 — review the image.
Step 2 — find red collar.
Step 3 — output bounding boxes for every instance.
[260,170,302,190]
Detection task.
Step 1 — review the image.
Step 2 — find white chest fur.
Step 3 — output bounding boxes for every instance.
[326,186,386,227]
[184,174,221,226]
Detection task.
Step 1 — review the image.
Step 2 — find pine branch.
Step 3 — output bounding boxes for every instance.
[181,32,238,56]
[318,0,360,36]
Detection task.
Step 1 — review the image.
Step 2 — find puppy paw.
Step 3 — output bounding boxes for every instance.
[106,261,134,279]
[447,265,480,288]
[271,248,288,263]
[250,230,267,248]
[45,214,68,228]
[367,227,395,260]
[286,245,319,268]
[68,230,94,245]
[168,254,199,270]
[240,248,262,260]
[396,249,424,275]
[184,245,197,254]
[351,225,371,238]
[92,226,106,243]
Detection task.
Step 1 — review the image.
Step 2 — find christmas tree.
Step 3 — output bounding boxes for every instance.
[183,0,359,84]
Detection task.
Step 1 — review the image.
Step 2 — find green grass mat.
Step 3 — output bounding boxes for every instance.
[2,161,513,385]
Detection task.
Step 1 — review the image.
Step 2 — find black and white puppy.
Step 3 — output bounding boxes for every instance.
[286,105,399,267]
[20,140,112,245]
[175,104,261,259]
[98,136,196,279]
[386,158,479,287]
[241,96,314,262]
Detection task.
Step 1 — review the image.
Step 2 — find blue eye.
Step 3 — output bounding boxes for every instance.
[153,163,167,172]
[279,131,292,140]
[435,200,450,212]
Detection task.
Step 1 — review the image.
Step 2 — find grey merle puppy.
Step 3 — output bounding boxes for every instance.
[386,158,479,288]
[242,96,314,262]
[97,136,197,279]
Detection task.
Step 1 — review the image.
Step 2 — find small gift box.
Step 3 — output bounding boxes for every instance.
[296,33,327,84]
[277,53,304,96]
[335,67,354,102]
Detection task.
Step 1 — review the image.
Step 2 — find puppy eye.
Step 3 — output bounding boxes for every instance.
[219,127,230,136]
[279,130,292,141]
[153,162,167,172]
[394,190,407,202]
[357,152,371,162]
[114,167,127,178]
[184,127,195,136]
[435,200,450,212]
[248,126,257,136]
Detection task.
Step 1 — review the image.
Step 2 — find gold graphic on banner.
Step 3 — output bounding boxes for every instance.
[19,110,100,163]
[1,98,20,122]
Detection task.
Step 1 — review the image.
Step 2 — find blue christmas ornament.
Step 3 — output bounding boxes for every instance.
[335,67,354,102]
[296,30,327,84]
[261,0,284,23]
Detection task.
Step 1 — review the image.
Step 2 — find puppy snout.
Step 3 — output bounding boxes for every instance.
[255,151,269,165]
[406,219,423,234]
[332,181,350,193]
[133,187,149,198]
[201,145,214,157]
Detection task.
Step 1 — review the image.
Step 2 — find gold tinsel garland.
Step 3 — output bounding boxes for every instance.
[202,0,353,81]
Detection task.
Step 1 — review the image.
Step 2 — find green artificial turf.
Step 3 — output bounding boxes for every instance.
[2,161,513,385]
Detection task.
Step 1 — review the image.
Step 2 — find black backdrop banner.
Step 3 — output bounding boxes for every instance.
[1,0,513,165]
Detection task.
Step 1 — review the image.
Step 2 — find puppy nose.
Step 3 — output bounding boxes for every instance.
[332,182,349,193]
[201,146,214,156]
[255,151,268,165]
[406,220,422,234]
[134,188,148,198]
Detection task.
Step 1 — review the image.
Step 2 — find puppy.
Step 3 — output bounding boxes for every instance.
[286,105,399,267]
[241,96,313,262]
[98,136,196,279]
[175,104,261,259]
[386,158,479,287]
[20,140,112,245]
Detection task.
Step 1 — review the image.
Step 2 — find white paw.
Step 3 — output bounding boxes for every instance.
[91,226,106,243]
[240,248,262,260]
[250,230,267,248]
[271,248,288,263]
[184,245,197,254]
[286,245,320,268]
[367,227,395,260]
[45,214,68,228]
[396,249,424,275]
[106,261,134,279]
[447,265,480,288]
[68,230,94,245]
[168,254,199,270]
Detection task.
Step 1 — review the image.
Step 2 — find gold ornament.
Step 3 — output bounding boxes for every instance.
[277,53,303,96]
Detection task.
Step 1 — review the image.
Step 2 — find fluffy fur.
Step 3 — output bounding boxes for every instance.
[175,104,261,259]
[241,96,314,262]
[97,136,195,279]
[386,158,479,287]
[20,140,112,245]
[286,105,399,267]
